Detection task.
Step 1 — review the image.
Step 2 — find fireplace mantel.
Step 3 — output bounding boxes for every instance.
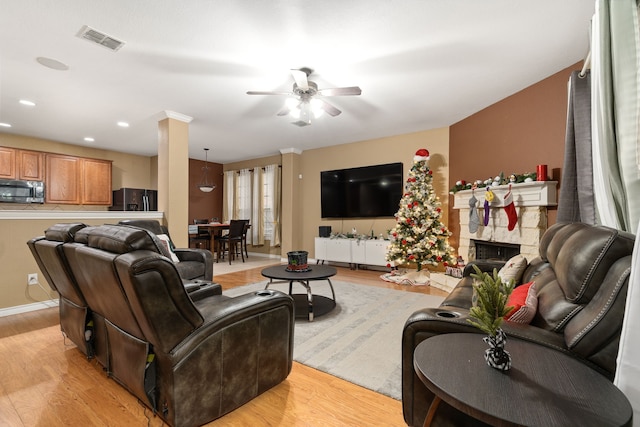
[452,181,558,270]
[452,181,558,209]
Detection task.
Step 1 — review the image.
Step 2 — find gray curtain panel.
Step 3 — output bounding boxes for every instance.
[558,70,596,224]
[591,0,640,233]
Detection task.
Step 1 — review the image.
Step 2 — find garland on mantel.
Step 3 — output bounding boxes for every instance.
[449,171,539,194]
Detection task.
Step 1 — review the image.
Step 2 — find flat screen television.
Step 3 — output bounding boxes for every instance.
[320,162,403,218]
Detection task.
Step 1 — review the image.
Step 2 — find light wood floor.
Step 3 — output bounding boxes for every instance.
[0,265,447,427]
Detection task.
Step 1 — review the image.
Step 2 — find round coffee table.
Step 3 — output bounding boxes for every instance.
[261,265,337,321]
[414,333,633,427]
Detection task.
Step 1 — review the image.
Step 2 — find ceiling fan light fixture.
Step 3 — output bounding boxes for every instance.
[310,98,324,118]
[198,148,216,193]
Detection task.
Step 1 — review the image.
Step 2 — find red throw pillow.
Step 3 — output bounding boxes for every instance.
[505,281,537,324]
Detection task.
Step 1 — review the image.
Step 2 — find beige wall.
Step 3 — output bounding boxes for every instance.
[299,128,450,259]
[219,130,450,260]
[0,133,155,194]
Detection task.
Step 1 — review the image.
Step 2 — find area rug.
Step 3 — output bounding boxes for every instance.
[223,279,444,400]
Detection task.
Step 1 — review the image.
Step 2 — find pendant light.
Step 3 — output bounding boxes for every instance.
[198,148,216,192]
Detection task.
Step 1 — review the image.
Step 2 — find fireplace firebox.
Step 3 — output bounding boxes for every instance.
[471,239,520,261]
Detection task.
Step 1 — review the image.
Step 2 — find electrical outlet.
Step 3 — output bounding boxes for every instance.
[27,273,38,286]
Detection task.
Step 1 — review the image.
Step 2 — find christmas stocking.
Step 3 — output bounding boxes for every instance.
[504,190,518,231]
[469,195,480,233]
[483,188,494,226]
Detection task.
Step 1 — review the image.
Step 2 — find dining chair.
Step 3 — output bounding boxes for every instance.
[240,220,250,259]
[216,220,246,264]
[190,219,211,250]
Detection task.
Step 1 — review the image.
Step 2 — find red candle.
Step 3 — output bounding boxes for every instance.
[536,164,547,181]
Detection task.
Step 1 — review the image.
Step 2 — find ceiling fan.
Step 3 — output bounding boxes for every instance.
[247,68,362,126]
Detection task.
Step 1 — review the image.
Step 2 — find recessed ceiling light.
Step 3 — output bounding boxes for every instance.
[84,137,95,142]
[19,99,36,106]
[117,121,129,128]
[36,57,69,71]
[0,123,11,128]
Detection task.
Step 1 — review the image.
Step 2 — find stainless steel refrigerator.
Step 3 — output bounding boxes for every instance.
[109,188,157,211]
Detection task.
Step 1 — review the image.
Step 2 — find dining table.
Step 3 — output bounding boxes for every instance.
[195,222,250,260]
[193,223,229,259]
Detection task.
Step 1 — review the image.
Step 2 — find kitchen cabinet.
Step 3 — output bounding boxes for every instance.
[81,158,112,205]
[17,150,44,181]
[0,147,16,179]
[46,154,81,204]
[46,154,112,205]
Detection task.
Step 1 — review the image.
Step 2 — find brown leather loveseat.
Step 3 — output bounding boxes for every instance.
[28,223,295,427]
[402,222,635,426]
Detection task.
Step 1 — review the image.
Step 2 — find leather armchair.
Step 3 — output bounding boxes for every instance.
[402,222,636,427]
[118,219,213,281]
[32,223,294,427]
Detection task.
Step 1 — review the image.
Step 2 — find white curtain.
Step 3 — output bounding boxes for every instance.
[222,170,235,223]
[609,0,640,421]
[251,168,264,246]
[265,164,281,247]
[591,0,640,233]
[236,168,252,221]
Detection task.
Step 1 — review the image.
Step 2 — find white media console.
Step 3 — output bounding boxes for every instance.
[314,237,389,268]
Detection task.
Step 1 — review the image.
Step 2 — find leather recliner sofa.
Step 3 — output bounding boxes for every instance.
[402,222,635,427]
[118,219,214,281]
[29,223,295,427]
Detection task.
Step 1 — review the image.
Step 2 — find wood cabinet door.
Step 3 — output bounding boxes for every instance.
[18,150,44,181]
[45,154,81,204]
[81,158,112,205]
[0,147,16,179]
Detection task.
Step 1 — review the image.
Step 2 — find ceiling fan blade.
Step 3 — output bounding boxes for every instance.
[317,86,362,96]
[246,90,292,95]
[317,99,342,117]
[290,69,309,91]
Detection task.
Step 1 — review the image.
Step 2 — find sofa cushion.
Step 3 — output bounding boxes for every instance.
[506,282,537,324]
[550,224,635,304]
[44,223,87,242]
[498,254,527,285]
[84,224,165,255]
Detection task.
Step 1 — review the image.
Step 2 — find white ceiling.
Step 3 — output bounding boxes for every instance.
[0,1,594,163]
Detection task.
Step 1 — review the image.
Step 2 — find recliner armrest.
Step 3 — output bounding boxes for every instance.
[174,248,214,281]
[184,280,222,301]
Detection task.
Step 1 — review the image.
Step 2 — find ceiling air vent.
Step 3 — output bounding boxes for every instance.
[76,25,125,51]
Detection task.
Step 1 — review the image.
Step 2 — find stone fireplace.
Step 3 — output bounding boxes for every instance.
[453,181,558,263]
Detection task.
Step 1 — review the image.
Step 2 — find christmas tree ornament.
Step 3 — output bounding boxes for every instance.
[385,148,455,272]
[503,185,518,231]
[468,193,480,233]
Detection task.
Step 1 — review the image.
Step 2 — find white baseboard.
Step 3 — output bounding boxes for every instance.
[0,299,59,318]
[246,252,281,259]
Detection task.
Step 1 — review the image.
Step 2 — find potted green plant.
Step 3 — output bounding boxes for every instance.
[467,265,515,371]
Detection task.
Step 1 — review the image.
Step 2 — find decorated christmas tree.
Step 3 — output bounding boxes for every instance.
[386,148,455,271]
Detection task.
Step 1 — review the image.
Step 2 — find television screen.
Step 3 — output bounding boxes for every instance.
[321,163,403,218]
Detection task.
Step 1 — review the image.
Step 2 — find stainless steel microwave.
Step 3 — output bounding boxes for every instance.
[0,179,45,203]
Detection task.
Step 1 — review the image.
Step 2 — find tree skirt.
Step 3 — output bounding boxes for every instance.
[380,269,431,286]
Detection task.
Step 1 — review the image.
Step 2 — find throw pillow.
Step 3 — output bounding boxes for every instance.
[505,281,537,324]
[157,234,180,263]
[498,254,527,285]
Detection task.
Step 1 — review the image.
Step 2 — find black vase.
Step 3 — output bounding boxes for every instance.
[483,328,511,371]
